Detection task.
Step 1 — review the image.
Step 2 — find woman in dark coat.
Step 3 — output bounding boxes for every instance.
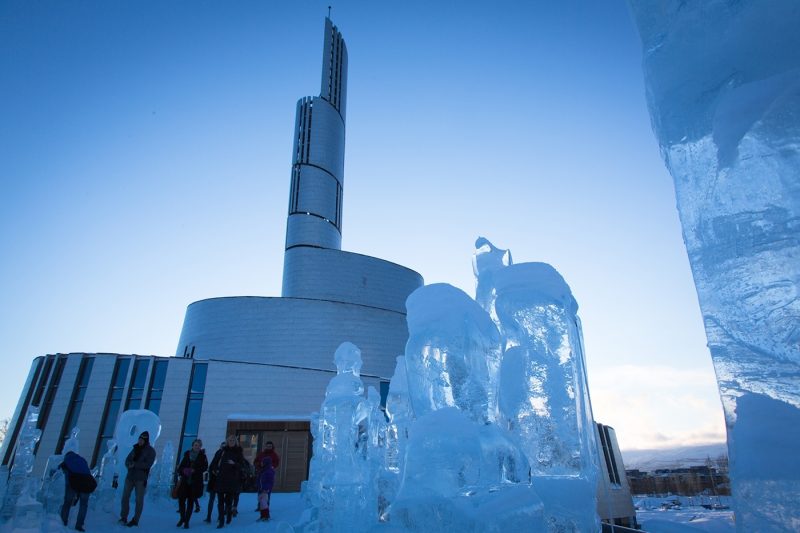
[203,441,225,523]
[210,435,246,529]
[176,439,208,529]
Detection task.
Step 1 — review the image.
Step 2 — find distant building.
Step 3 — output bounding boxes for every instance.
[626,465,730,496]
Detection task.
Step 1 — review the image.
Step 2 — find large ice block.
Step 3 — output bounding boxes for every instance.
[628,1,800,530]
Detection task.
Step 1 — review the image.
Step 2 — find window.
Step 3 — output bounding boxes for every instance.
[57,357,94,453]
[178,363,208,461]
[37,356,67,432]
[145,360,168,415]
[93,358,131,465]
[124,359,150,410]
[598,423,621,485]
[32,357,54,407]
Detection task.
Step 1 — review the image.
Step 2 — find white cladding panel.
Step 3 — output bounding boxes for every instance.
[75,356,117,462]
[294,166,340,221]
[281,248,422,313]
[34,357,81,473]
[151,358,193,462]
[176,296,410,379]
[285,215,341,249]
[306,97,344,179]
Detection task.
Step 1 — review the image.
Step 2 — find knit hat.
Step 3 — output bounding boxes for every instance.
[139,431,150,442]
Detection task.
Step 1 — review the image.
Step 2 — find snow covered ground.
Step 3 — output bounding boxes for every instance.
[635,496,735,532]
[1,492,737,533]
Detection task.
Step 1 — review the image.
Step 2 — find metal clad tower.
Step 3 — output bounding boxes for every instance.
[284,18,347,254]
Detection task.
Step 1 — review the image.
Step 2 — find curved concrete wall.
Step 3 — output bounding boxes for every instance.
[281,247,423,314]
[175,296,411,378]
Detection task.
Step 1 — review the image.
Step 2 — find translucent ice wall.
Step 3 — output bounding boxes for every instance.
[628,1,800,530]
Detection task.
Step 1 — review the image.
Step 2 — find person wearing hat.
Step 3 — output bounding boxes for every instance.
[119,431,157,527]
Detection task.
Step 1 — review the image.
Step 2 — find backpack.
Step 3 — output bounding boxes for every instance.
[69,472,98,494]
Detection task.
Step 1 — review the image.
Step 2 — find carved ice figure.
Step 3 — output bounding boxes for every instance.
[41,427,80,515]
[150,440,174,502]
[473,236,513,317]
[112,410,160,483]
[0,407,43,527]
[382,356,413,518]
[95,439,119,513]
[491,260,599,532]
[390,408,543,533]
[404,283,502,424]
[304,342,371,532]
[391,280,544,532]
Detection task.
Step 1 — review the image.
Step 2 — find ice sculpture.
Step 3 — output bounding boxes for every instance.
[302,342,372,532]
[299,242,600,532]
[628,1,800,530]
[0,407,43,527]
[41,427,80,515]
[95,439,119,513]
[112,409,161,482]
[491,261,599,531]
[149,440,174,502]
[404,283,502,424]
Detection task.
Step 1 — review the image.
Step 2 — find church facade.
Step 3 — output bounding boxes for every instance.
[2,17,422,493]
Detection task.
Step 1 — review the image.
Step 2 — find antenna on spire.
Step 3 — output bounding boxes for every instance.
[327,6,331,18]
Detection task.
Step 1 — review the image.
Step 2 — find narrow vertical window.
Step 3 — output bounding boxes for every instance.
[124,359,150,410]
[57,357,94,453]
[178,363,208,460]
[145,360,168,415]
[92,358,131,465]
[37,356,66,432]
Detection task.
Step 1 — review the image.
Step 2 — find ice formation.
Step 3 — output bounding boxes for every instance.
[150,440,174,502]
[0,407,43,528]
[95,439,119,513]
[41,427,80,515]
[628,1,800,530]
[112,409,161,482]
[299,240,599,532]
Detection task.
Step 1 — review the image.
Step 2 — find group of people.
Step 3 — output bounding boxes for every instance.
[57,430,278,531]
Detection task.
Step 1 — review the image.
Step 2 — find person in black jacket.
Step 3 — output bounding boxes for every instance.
[209,435,245,529]
[176,439,208,529]
[59,450,96,532]
[203,441,225,523]
[120,431,157,527]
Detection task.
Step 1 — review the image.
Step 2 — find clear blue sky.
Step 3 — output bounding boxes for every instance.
[0,0,725,451]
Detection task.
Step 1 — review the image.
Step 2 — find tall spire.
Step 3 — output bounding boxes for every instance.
[282,18,348,294]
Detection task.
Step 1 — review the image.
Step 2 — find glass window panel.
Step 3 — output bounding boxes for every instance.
[151,361,168,389]
[131,360,149,389]
[114,359,131,387]
[184,398,202,436]
[190,364,207,394]
[147,399,161,415]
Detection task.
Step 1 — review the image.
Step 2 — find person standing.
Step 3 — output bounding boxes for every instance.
[254,441,280,476]
[253,441,280,510]
[256,456,275,522]
[59,450,96,532]
[210,435,245,529]
[203,442,225,523]
[176,439,208,529]
[119,431,156,527]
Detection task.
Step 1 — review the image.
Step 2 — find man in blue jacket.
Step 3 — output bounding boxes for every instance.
[59,450,96,531]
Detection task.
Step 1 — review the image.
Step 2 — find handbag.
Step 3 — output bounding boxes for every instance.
[171,478,181,499]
